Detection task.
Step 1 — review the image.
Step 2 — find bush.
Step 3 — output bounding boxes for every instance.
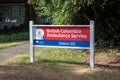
[0,21,29,43]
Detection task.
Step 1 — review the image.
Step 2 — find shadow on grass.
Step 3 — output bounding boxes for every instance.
[0,60,120,80]
[36,59,120,69]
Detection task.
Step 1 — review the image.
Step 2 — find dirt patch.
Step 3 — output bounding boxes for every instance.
[0,62,120,80]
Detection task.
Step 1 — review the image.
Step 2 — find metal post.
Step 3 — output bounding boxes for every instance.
[90,20,95,68]
[29,21,34,62]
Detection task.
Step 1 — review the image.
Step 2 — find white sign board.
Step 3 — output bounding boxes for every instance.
[29,20,95,68]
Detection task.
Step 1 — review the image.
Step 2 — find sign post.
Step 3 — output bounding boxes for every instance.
[29,21,34,62]
[29,20,95,68]
[90,21,95,69]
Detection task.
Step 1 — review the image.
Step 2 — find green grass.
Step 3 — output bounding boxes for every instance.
[0,25,119,80]
[0,41,28,49]
[0,32,29,43]
[18,48,85,64]
[0,44,17,49]
[0,47,120,80]
[20,48,85,63]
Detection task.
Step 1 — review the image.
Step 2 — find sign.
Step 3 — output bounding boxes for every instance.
[33,26,90,49]
[29,21,95,68]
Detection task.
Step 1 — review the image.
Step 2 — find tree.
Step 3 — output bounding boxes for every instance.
[28,0,120,45]
[28,0,94,24]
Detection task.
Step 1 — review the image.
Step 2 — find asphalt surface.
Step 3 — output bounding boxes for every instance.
[0,43,29,60]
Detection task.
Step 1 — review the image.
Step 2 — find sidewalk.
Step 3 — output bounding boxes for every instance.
[0,43,29,60]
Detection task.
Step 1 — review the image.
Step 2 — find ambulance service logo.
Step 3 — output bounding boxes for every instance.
[36,28,44,40]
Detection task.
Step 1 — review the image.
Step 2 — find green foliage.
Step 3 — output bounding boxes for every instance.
[29,0,94,24]
[0,32,29,43]
[29,0,120,46]
[0,22,29,43]
[92,0,120,46]
[105,49,116,57]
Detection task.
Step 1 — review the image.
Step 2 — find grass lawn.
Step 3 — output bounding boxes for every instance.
[0,41,28,49]
[0,46,120,80]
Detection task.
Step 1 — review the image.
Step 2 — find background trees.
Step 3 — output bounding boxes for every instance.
[29,0,120,46]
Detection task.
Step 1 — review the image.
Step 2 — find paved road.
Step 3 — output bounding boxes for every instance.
[0,43,29,60]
